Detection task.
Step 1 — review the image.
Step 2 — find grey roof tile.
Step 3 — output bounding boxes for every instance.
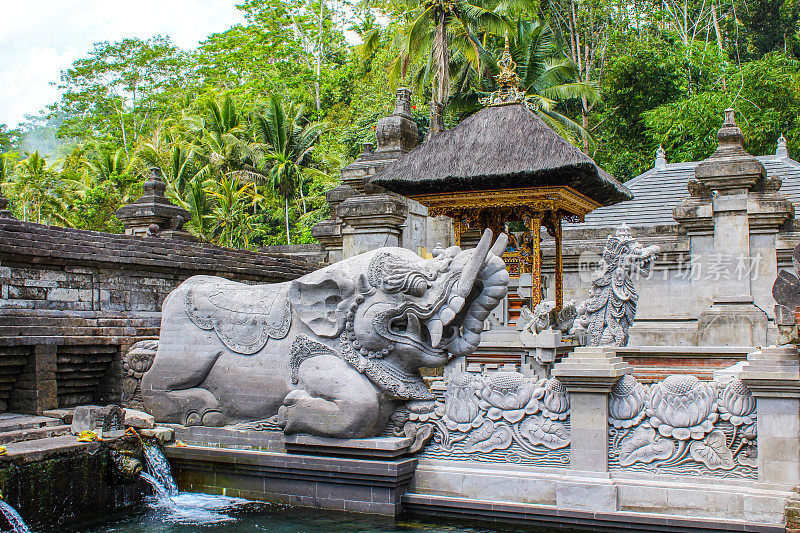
[570,156,800,229]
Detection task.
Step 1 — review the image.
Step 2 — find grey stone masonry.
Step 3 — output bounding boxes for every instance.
[115,167,193,239]
[0,216,314,414]
[740,344,800,487]
[553,347,631,515]
[165,444,418,515]
[312,88,453,262]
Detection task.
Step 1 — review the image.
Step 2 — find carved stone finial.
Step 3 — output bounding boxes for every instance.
[655,145,667,171]
[717,107,745,148]
[427,101,446,139]
[115,167,193,238]
[142,167,167,197]
[375,87,419,153]
[777,134,788,158]
[695,108,765,192]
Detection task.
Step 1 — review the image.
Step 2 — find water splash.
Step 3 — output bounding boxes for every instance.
[139,472,176,508]
[139,442,247,525]
[0,500,30,533]
[143,444,178,496]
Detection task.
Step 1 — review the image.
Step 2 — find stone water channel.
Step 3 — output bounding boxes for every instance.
[39,444,563,533]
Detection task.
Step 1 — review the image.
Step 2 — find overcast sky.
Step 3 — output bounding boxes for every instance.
[0,0,246,128]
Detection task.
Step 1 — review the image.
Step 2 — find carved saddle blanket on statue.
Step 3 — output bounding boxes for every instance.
[185,280,291,354]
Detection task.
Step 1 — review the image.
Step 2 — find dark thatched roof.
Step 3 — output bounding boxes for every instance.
[370,103,633,207]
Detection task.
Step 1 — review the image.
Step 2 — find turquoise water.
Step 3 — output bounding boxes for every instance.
[55,493,556,533]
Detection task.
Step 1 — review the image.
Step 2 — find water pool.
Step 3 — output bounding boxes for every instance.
[55,493,559,533]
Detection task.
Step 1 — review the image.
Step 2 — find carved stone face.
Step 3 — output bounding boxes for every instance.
[595,227,660,297]
[350,233,509,370]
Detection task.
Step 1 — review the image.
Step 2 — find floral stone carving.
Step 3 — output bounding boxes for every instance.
[608,374,757,478]
[388,371,571,465]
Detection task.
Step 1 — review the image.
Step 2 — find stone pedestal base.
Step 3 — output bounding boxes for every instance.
[553,347,630,475]
[697,301,767,347]
[284,434,415,458]
[166,443,417,516]
[741,345,800,487]
[164,426,418,516]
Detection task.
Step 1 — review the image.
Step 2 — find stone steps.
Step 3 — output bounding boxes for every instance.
[0,424,70,445]
[0,434,96,463]
[0,414,63,432]
[507,290,525,326]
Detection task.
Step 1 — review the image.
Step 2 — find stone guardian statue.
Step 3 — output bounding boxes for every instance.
[571,223,660,347]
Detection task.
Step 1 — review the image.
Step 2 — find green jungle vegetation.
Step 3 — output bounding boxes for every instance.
[1,0,798,248]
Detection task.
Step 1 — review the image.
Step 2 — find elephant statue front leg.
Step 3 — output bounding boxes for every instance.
[145,386,225,426]
[279,355,387,439]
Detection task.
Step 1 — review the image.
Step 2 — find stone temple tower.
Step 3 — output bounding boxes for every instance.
[311,88,452,262]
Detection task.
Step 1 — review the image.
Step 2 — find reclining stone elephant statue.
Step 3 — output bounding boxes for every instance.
[138,229,509,439]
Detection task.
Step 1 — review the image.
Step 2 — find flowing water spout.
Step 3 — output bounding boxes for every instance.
[0,500,30,533]
[139,443,247,525]
[143,444,178,496]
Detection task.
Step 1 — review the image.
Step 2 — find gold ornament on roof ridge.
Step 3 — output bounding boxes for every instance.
[479,33,528,108]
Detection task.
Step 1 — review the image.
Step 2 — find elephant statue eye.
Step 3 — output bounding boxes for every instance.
[409,278,428,297]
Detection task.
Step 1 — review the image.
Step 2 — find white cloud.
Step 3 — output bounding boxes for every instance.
[0,0,245,127]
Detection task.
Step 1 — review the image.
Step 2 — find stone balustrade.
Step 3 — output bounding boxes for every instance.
[403,345,799,529]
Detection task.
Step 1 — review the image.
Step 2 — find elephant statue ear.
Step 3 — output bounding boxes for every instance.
[289,274,356,338]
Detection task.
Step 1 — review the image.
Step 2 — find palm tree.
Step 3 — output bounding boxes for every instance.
[209,175,258,249]
[449,21,599,144]
[7,151,65,224]
[192,94,250,182]
[86,147,136,203]
[389,0,511,130]
[246,95,326,245]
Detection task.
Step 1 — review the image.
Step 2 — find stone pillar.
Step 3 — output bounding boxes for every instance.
[313,88,430,261]
[740,344,800,487]
[552,347,630,511]
[14,345,58,414]
[674,109,792,347]
[310,184,355,263]
[338,194,407,257]
[554,346,631,472]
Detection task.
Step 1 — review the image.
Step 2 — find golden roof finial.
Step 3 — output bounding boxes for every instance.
[479,31,528,108]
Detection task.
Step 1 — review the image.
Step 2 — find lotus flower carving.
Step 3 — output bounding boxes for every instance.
[718,378,755,427]
[443,372,483,431]
[541,379,570,420]
[609,375,647,429]
[477,372,543,423]
[645,375,717,440]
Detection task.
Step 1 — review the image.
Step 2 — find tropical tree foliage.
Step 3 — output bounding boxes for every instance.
[3,0,800,246]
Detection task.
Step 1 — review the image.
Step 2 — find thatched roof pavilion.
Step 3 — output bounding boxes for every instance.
[371,103,631,207]
[369,39,630,312]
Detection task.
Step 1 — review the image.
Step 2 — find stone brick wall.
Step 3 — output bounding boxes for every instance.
[0,218,315,414]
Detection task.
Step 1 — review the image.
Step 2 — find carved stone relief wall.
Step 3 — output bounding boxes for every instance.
[607,374,757,479]
[391,371,571,466]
